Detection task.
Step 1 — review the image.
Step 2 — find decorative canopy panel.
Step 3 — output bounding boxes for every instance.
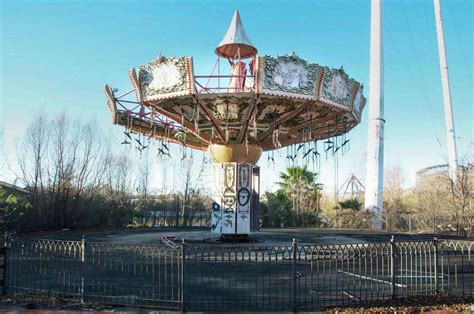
[258,54,322,99]
[129,56,195,102]
[107,53,366,152]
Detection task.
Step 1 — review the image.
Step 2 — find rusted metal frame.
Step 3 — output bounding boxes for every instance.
[116,100,141,113]
[136,127,205,151]
[237,94,258,144]
[272,112,353,144]
[116,103,130,112]
[195,85,256,94]
[196,86,254,90]
[255,101,312,144]
[116,99,141,104]
[117,98,173,122]
[116,114,206,150]
[115,89,135,100]
[195,80,213,94]
[201,59,219,91]
[299,120,355,139]
[195,76,255,93]
[146,107,177,127]
[118,99,147,119]
[295,121,353,139]
[151,110,175,125]
[194,75,255,79]
[285,110,347,134]
[117,100,176,129]
[258,122,353,149]
[193,95,226,142]
[144,102,212,145]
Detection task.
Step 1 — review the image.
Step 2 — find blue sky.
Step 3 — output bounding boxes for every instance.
[1,0,472,193]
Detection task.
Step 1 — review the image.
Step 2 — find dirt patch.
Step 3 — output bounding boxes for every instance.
[0,294,113,312]
[326,293,473,313]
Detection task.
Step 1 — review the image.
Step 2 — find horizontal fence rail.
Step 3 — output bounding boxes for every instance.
[4,238,473,311]
[6,239,182,309]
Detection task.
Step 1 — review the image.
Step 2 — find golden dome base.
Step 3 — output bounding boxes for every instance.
[208,144,262,164]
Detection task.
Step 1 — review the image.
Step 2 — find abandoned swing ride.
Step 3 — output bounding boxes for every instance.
[104,10,367,236]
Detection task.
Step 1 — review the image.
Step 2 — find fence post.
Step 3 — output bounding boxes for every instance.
[292,238,297,312]
[1,247,7,295]
[433,237,439,293]
[80,235,86,304]
[390,235,397,298]
[181,239,186,312]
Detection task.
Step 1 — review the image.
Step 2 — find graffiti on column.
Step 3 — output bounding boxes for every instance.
[238,188,250,207]
[221,163,237,233]
[237,164,252,233]
[224,164,235,188]
[223,214,233,227]
[211,164,223,233]
[240,164,249,187]
[211,201,221,231]
[211,163,253,234]
[222,163,236,213]
[237,164,251,214]
[222,188,236,211]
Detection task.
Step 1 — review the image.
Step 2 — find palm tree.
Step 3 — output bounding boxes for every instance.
[338,198,362,211]
[277,165,322,217]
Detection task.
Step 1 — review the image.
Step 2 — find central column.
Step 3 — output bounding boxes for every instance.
[365,0,384,230]
[208,144,262,235]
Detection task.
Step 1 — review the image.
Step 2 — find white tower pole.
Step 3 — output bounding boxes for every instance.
[365,0,384,229]
[434,0,458,183]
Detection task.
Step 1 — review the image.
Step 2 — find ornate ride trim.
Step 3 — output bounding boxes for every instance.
[255,56,264,95]
[351,84,366,123]
[129,68,142,103]
[185,57,196,96]
[259,54,321,100]
[318,67,359,111]
[104,85,118,124]
[130,56,194,103]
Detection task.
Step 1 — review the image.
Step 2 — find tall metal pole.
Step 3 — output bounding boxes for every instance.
[365,0,384,230]
[334,157,339,204]
[434,0,458,183]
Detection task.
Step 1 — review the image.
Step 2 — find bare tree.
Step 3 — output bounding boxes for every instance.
[179,150,209,227]
[448,163,473,236]
[137,150,151,199]
[15,112,139,231]
[383,165,410,230]
[412,158,473,235]
[17,113,50,222]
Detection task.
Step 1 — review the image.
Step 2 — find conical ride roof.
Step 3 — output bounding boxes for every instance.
[215,10,257,59]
